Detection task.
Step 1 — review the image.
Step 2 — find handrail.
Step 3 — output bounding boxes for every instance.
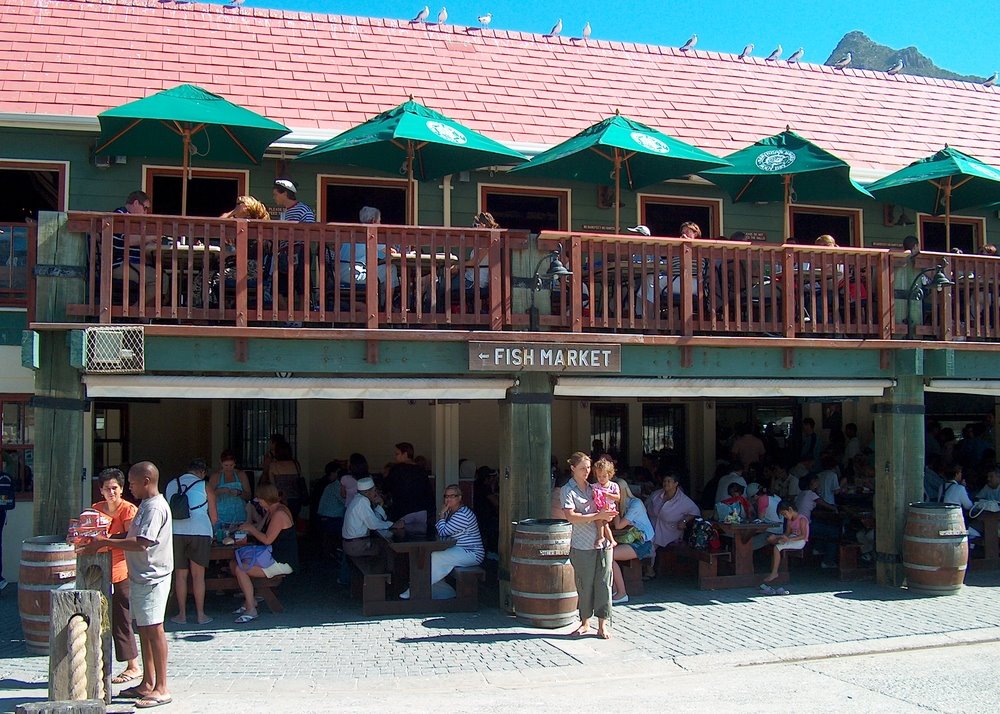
[52,213,1000,343]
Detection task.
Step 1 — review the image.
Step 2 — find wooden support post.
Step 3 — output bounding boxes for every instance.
[49,590,103,703]
[872,357,925,587]
[497,372,553,612]
[33,211,87,537]
[75,553,112,705]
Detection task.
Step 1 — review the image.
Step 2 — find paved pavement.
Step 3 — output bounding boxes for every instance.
[1,555,998,712]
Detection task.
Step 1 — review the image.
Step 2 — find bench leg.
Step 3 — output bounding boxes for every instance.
[363,574,388,604]
[255,584,284,614]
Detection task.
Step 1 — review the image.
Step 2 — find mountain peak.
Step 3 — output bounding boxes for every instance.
[825,31,986,82]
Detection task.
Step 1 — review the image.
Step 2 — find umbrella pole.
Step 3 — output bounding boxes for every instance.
[783,175,791,240]
[407,142,416,225]
[181,130,190,217]
[944,178,952,252]
[614,151,622,234]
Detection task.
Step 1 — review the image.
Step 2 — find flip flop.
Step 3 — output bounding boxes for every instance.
[118,686,150,699]
[234,613,257,624]
[136,695,173,709]
[759,583,776,595]
[111,672,140,685]
[197,616,214,625]
[773,587,790,595]
[232,606,247,615]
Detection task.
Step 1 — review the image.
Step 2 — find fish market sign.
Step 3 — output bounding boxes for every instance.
[470,342,621,372]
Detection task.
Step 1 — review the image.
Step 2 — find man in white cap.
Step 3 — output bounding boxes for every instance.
[341,477,401,567]
[272,179,315,223]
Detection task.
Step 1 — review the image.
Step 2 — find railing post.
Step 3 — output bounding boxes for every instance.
[680,242,694,337]
[235,219,248,328]
[569,235,583,333]
[366,226,379,329]
[98,219,114,324]
[488,229,503,330]
[782,247,796,338]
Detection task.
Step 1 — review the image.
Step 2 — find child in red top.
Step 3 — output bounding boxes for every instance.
[761,499,809,595]
[591,458,621,549]
[721,482,752,522]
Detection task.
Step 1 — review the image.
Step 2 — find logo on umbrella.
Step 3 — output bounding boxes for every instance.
[426,121,468,145]
[630,132,670,154]
[755,149,796,172]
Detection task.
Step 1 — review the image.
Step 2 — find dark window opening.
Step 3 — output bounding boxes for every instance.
[2,399,34,500]
[0,169,59,222]
[92,403,129,502]
[642,404,686,471]
[483,191,564,234]
[323,183,407,224]
[149,174,241,217]
[790,210,856,246]
[228,399,297,472]
[921,219,978,254]
[591,403,628,469]
[642,201,715,239]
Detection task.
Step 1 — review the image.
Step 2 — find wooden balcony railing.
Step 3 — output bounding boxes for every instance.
[47,212,1000,343]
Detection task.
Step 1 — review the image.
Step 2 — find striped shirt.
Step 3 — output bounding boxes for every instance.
[280,201,315,223]
[436,505,485,562]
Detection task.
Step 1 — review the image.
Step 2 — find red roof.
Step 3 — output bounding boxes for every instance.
[2,0,1000,172]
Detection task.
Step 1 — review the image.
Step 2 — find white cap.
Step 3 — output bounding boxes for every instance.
[273,179,297,195]
[356,477,376,491]
[627,225,651,236]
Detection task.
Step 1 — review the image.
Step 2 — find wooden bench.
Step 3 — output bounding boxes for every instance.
[349,554,393,615]
[837,542,873,581]
[671,543,733,590]
[452,565,486,607]
[204,574,286,613]
[618,557,644,596]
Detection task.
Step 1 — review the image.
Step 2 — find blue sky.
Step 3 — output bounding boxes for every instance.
[207,0,998,77]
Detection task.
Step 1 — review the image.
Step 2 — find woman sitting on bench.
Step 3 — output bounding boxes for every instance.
[231,484,298,624]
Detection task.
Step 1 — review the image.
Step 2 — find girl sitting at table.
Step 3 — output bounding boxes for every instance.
[760,500,809,595]
[231,484,298,624]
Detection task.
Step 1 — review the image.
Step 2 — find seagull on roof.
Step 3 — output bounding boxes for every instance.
[477,12,492,29]
[833,51,852,69]
[548,18,562,36]
[765,45,782,61]
[226,0,245,6]
[437,7,447,24]
[411,5,430,23]
[738,43,753,60]
[887,59,904,75]
[582,22,591,41]
[786,47,804,63]
[680,34,697,51]
[984,72,998,87]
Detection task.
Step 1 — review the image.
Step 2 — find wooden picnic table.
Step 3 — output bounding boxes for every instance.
[708,521,789,590]
[976,510,1000,570]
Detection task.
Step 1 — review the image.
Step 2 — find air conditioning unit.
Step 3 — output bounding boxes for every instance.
[84,326,145,374]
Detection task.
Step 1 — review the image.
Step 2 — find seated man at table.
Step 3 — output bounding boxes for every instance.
[976,469,1000,501]
[330,206,399,309]
[108,190,161,307]
[400,484,484,600]
[341,477,402,569]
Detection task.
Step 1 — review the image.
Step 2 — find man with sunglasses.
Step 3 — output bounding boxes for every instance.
[399,485,484,600]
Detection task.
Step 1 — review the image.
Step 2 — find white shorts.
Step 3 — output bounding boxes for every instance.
[129,578,170,627]
[776,539,807,552]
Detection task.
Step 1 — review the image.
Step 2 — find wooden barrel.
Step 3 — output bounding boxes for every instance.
[510,519,577,628]
[18,536,77,654]
[902,502,968,595]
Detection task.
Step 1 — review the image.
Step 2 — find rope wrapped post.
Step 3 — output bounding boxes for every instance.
[75,554,112,704]
[48,590,102,703]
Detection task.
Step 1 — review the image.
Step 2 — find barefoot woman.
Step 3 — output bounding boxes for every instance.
[560,452,616,639]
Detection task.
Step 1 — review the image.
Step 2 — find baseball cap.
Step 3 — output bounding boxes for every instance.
[356,477,376,491]
[627,225,651,236]
[273,179,297,195]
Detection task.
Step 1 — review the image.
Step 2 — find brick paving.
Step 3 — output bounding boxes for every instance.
[1,556,998,701]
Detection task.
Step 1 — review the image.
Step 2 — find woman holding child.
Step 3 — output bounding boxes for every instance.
[560,452,616,639]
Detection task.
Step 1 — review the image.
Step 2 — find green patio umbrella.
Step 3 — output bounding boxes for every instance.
[297,99,527,224]
[508,112,731,233]
[96,84,291,215]
[701,129,872,241]
[866,146,1000,251]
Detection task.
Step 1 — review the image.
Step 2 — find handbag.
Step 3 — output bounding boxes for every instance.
[234,544,275,571]
[970,499,1000,518]
[615,526,644,545]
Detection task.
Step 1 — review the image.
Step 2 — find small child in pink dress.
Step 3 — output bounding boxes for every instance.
[591,458,621,549]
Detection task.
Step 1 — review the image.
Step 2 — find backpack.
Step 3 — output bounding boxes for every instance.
[685,517,721,551]
[169,476,206,520]
[0,471,15,511]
